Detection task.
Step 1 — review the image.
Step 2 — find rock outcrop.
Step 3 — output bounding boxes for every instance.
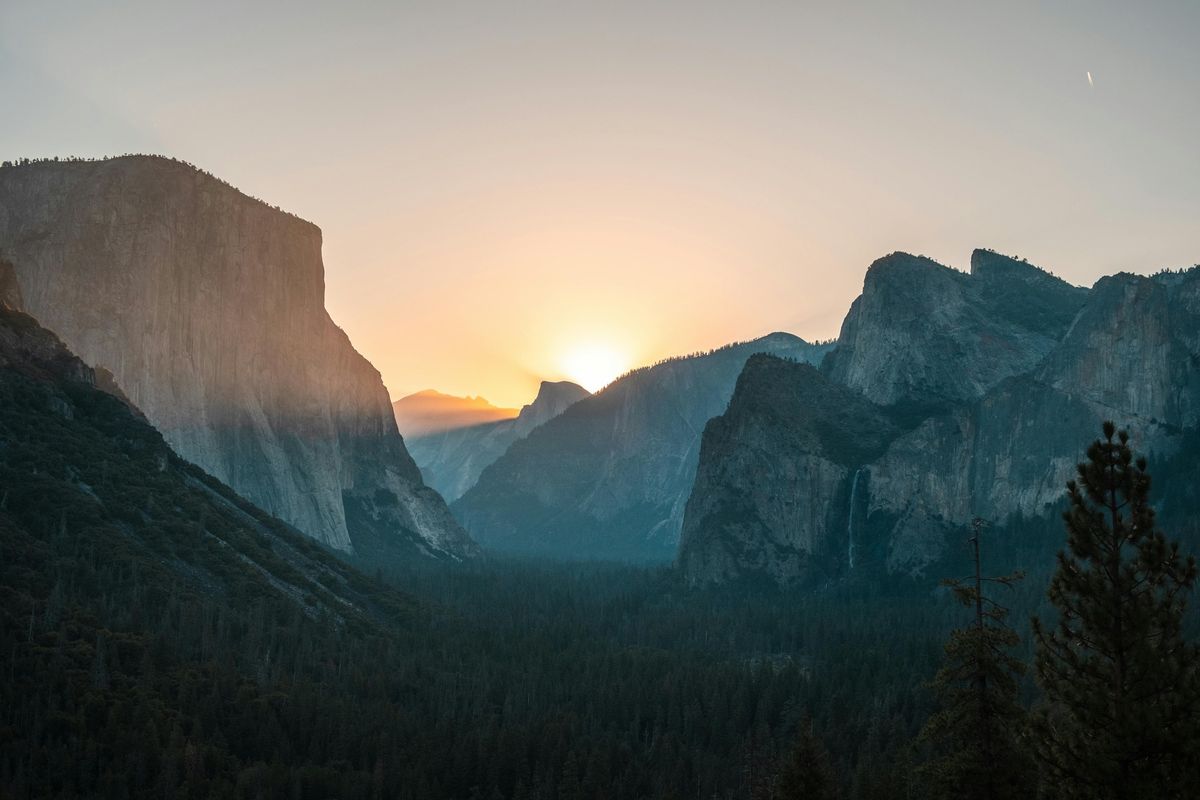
[823,251,1087,407]
[454,334,834,560]
[406,380,588,502]
[678,356,900,585]
[0,156,475,561]
[679,251,1200,585]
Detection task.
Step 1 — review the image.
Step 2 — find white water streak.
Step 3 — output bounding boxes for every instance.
[847,468,863,569]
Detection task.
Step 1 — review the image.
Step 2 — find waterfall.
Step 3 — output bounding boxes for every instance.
[847,468,863,570]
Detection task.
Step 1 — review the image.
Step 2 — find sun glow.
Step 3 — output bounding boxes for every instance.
[561,342,628,393]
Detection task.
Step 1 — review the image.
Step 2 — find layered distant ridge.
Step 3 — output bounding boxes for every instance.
[454,334,834,560]
[406,380,589,502]
[393,389,519,438]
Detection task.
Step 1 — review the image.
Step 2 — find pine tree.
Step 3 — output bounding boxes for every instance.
[775,721,838,800]
[917,518,1033,800]
[1032,422,1200,799]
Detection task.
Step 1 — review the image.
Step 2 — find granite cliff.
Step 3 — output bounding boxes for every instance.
[0,156,475,562]
[823,251,1087,407]
[0,300,411,625]
[454,334,834,560]
[679,251,1200,585]
[406,380,588,502]
[679,356,902,585]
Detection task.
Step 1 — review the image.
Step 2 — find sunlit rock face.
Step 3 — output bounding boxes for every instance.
[0,156,475,561]
[679,251,1200,585]
[454,334,834,561]
[406,380,589,503]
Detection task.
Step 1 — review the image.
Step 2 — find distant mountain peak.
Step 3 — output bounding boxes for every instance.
[756,331,809,347]
[516,380,589,435]
[393,389,518,438]
[410,388,494,402]
[453,332,835,561]
[403,379,588,504]
[529,379,589,408]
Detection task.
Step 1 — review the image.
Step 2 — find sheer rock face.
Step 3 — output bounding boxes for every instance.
[406,380,589,503]
[680,252,1200,585]
[455,334,834,561]
[824,251,1087,407]
[678,356,898,585]
[0,259,22,311]
[1038,272,1200,429]
[0,157,475,560]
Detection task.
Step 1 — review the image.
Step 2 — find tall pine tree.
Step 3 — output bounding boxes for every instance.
[917,518,1033,800]
[1032,422,1200,799]
[775,720,839,800]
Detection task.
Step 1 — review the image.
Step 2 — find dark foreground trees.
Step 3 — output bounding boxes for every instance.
[6,361,1198,800]
[775,722,839,800]
[917,519,1033,800]
[1032,422,1200,798]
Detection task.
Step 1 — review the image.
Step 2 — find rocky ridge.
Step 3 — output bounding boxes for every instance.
[679,250,1200,585]
[823,251,1088,407]
[454,333,835,560]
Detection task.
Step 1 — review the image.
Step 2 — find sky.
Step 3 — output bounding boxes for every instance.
[2,1,1198,406]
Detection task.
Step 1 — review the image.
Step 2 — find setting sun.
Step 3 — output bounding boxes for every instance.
[560,342,628,393]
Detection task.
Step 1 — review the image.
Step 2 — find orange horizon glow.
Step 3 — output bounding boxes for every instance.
[6,4,1199,410]
[559,341,629,394]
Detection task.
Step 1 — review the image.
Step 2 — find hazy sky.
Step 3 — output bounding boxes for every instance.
[3,1,1198,405]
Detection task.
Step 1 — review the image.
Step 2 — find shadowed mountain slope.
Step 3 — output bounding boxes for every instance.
[406,380,589,502]
[455,333,834,560]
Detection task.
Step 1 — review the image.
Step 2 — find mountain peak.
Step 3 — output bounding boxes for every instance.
[393,389,519,438]
[970,248,1079,290]
[454,334,832,561]
[866,251,961,282]
[403,379,588,503]
[826,249,1086,406]
[532,379,589,406]
[515,380,589,434]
